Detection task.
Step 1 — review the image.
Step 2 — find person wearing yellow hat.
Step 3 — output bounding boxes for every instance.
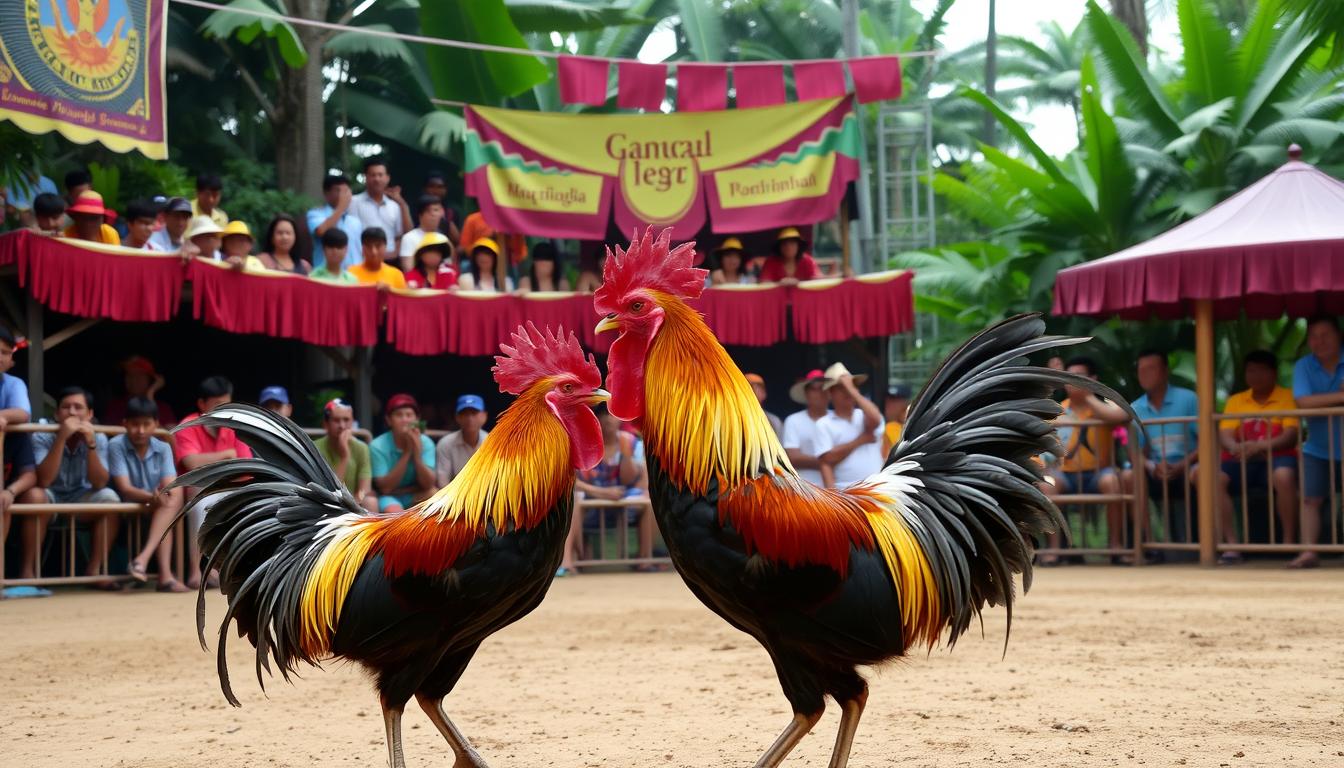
[62,190,121,245]
[457,237,514,292]
[760,226,820,285]
[219,220,266,271]
[709,237,755,286]
[404,231,457,289]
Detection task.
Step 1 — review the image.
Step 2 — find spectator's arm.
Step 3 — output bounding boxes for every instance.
[373,448,412,495]
[1292,358,1344,407]
[35,430,70,488]
[86,433,110,489]
[820,462,836,489]
[0,407,29,425]
[413,438,437,492]
[617,433,639,486]
[112,475,154,503]
[5,468,36,499]
[1086,393,1131,425]
[180,450,235,470]
[1217,425,1241,454]
[785,449,821,469]
[1295,391,1344,408]
[1268,425,1299,452]
[356,475,373,504]
[818,434,870,466]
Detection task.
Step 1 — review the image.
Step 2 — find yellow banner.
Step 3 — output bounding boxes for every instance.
[485,165,603,215]
[715,152,837,209]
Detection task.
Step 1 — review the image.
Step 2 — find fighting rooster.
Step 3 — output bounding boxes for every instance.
[174,324,606,768]
[593,228,1132,767]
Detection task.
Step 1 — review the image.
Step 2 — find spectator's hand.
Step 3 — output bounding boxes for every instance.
[841,263,854,279]
[595,485,626,501]
[226,255,247,271]
[335,427,352,457]
[856,430,877,446]
[148,373,165,399]
[387,185,404,203]
[336,185,353,212]
[57,416,81,439]
[77,421,97,449]
[0,414,8,433]
[779,277,800,286]
[0,488,12,514]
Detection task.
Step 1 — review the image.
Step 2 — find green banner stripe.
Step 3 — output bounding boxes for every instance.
[746,116,861,169]
[464,130,573,176]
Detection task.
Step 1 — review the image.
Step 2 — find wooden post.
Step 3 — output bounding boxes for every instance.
[1195,299,1217,566]
[24,295,42,420]
[840,198,852,274]
[354,345,374,433]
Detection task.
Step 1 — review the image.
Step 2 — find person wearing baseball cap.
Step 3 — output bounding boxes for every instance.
[781,369,833,486]
[816,362,884,488]
[314,398,377,514]
[759,226,820,285]
[370,393,436,513]
[62,190,121,245]
[102,355,174,426]
[149,197,194,251]
[744,373,782,438]
[258,385,292,419]
[435,393,489,486]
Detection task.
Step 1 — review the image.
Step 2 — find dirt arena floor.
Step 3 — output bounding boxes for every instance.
[2,564,1342,768]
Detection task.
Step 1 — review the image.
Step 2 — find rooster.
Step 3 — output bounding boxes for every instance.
[173,323,607,768]
[593,228,1133,767]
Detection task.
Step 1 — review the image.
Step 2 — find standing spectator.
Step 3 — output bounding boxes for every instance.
[350,157,412,251]
[404,232,457,289]
[759,227,820,285]
[457,238,514,292]
[781,369,832,486]
[816,364,884,488]
[398,193,445,271]
[435,394,489,486]
[102,355,174,426]
[422,171,461,245]
[184,216,223,260]
[1218,350,1298,563]
[121,200,162,250]
[458,210,525,266]
[347,228,407,289]
[64,169,92,205]
[518,242,570,293]
[309,229,359,283]
[192,173,228,228]
[0,411,39,595]
[116,397,188,592]
[176,376,254,589]
[709,238,755,285]
[314,398,377,514]
[4,169,58,229]
[1038,356,1130,565]
[744,373,783,438]
[148,197,193,251]
[370,394,437,513]
[881,384,911,456]
[29,193,67,236]
[63,191,120,245]
[1290,314,1344,569]
[18,387,120,585]
[259,386,292,419]
[307,174,364,270]
[1127,350,1200,545]
[257,213,312,274]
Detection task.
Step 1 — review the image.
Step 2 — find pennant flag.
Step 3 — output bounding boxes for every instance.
[676,63,729,112]
[793,60,847,102]
[734,64,787,108]
[616,60,667,111]
[558,56,609,106]
[848,56,903,103]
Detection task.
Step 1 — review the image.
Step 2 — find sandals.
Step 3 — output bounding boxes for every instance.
[129,562,148,583]
[1217,551,1245,566]
[156,579,192,593]
[1287,553,1320,569]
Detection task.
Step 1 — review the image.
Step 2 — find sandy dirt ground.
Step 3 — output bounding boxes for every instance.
[2,564,1342,768]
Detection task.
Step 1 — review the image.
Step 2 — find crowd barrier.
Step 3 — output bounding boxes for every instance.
[571,495,669,569]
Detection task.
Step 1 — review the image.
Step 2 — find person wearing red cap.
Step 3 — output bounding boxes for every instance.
[370,393,436,513]
[62,191,121,245]
[102,356,174,426]
[781,369,833,485]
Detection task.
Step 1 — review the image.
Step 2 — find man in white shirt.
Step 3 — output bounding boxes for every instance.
[350,156,411,254]
[148,197,192,251]
[398,193,445,271]
[816,363,884,488]
[781,369,831,486]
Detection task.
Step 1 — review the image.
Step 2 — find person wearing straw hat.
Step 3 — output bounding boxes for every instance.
[219,220,267,271]
[184,215,223,260]
[759,227,820,285]
[458,237,514,292]
[404,231,457,289]
[62,190,121,245]
[781,369,833,486]
[709,237,755,286]
[815,362,884,489]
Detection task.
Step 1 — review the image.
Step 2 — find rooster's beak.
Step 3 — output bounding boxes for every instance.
[588,388,611,404]
[595,315,620,335]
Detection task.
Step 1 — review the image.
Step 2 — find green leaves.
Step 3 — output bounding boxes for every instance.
[505,1,652,33]
[676,0,727,61]
[1083,0,1181,140]
[1079,55,1135,248]
[199,0,307,68]
[419,0,550,104]
[1177,0,1235,106]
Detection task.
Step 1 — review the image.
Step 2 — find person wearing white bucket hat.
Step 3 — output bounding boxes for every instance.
[815,362,885,488]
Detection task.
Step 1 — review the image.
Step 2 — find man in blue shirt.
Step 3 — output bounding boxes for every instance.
[306,173,363,270]
[370,393,437,513]
[0,326,31,431]
[1127,349,1202,547]
[1291,314,1344,568]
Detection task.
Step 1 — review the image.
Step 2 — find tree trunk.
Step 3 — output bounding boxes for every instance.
[274,0,329,198]
[982,0,996,146]
[1109,0,1148,57]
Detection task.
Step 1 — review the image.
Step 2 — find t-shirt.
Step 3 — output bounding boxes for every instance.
[457,272,515,292]
[435,429,488,487]
[309,265,359,283]
[108,434,176,493]
[0,372,31,417]
[399,227,430,263]
[781,409,829,486]
[174,412,254,472]
[1220,385,1299,460]
[1293,353,1344,460]
[192,201,229,228]
[815,408,885,487]
[33,428,109,496]
[1132,385,1199,463]
[314,434,372,496]
[148,227,183,251]
[305,206,363,270]
[459,211,526,264]
[350,191,405,242]
[370,431,436,491]
[882,421,903,457]
[62,223,121,245]
[346,262,407,288]
[759,254,821,283]
[1057,398,1114,473]
[405,266,457,289]
[7,174,57,210]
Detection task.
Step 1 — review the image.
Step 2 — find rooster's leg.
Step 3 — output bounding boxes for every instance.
[826,684,869,768]
[416,693,490,768]
[753,710,823,768]
[381,702,407,768]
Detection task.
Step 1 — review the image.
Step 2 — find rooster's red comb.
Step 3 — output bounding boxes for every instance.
[594,226,706,314]
[492,322,601,395]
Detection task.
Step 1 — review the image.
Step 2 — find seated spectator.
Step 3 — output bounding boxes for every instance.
[370,394,437,513]
[64,168,92,205]
[0,423,38,595]
[347,227,407,289]
[184,216,223,260]
[115,397,188,592]
[17,387,120,585]
[259,386,292,418]
[193,173,228,227]
[1218,350,1298,563]
[29,193,66,236]
[404,232,457,289]
[149,197,193,251]
[881,384,911,456]
[176,376,253,589]
[0,326,32,431]
[421,171,460,245]
[1291,314,1344,569]
[782,369,832,486]
[121,200,162,250]
[759,227,820,285]
[435,394,489,486]
[399,193,446,271]
[351,156,411,250]
[458,209,525,266]
[102,355,174,426]
[257,213,312,274]
[314,398,377,514]
[458,238,514,292]
[1038,356,1131,565]
[309,228,358,283]
[63,191,121,245]
[518,242,570,293]
[1126,350,1200,548]
[709,238,755,286]
[573,250,606,294]
[744,373,782,438]
[563,406,654,575]
[307,173,363,270]
[221,220,266,270]
[816,364,884,489]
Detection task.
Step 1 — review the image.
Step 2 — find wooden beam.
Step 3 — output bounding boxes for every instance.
[354,345,374,432]
[1194,299,1217,566]
[42,317,101,351]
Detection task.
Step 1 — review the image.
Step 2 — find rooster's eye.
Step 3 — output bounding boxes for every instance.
[631,301,644,312]
[562,383,574,394]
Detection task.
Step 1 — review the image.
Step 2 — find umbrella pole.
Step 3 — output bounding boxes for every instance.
[1195,299,1217,566]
